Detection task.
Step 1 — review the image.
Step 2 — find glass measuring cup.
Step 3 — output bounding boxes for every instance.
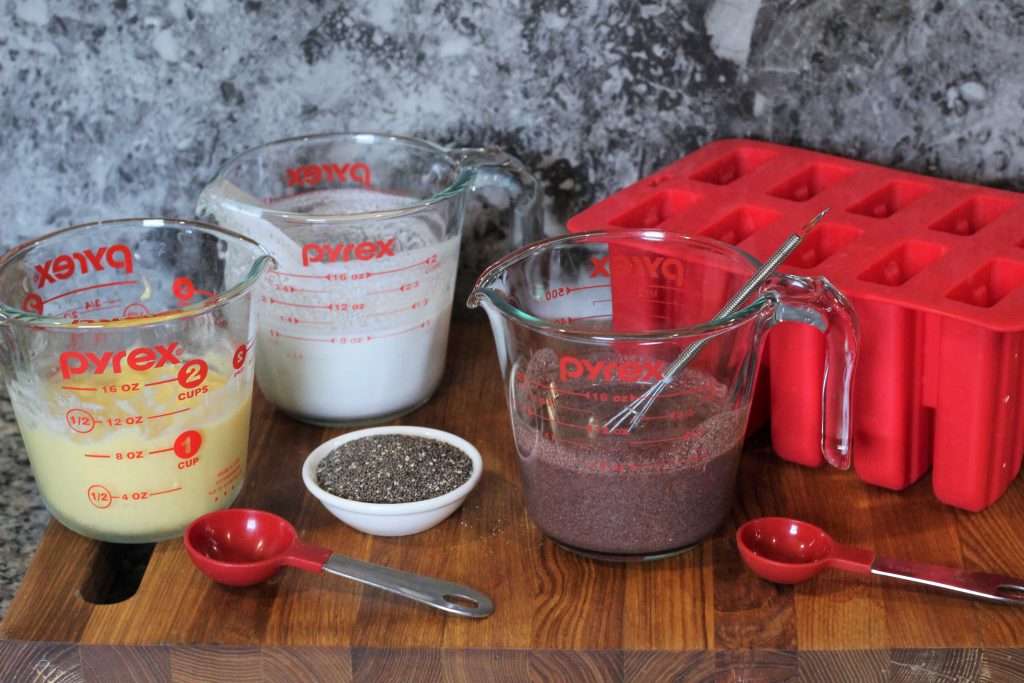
[197,132,541,426]
[0,218,272,543]
[468,230,859,560]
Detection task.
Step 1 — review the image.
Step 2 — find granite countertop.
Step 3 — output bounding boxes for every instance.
[0,386,49,622]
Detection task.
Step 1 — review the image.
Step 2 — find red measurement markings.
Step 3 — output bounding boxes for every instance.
[268,269,333,281]
[228,334,257,365]
[148,431,199,456]
[87,484,112,509]
[639,409,696,421]
[42,280,139,305]
[148,407,189,420]
[527,395,591,415]
[514,372,589,397]
[88,486,178,507]
[61,300,124,318]
[87,450,145,460]
[566,314,611,323]
[369,280,420,295]
[372,256,435,277]
[521,382,705,403]
[105,415,143,428]
[66,408,97,433]
[525,408,638,437]
[122,303,151,318]
[62,385,98,391]
[274,284,334,294]
[266,297,364,313]
[548,313,613,325]
[173,277,213,300]
[266,296,334,310]
[269,329,337,343]
[529,391,696,423]
[546,284,611,300]
[368,298,428,316]
[655,387,712,399]
[279,315,333,325]
[368,320,430,340]
[271,254,438,281]
[232,344,248,372]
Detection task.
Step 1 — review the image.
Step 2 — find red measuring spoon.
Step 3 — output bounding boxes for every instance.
[736,517,1024,605]
[184,508,493,618]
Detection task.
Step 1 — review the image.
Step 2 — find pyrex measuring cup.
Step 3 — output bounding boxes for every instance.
[468,230,859,560]
[197,132,541,426]
[0,218,272,543]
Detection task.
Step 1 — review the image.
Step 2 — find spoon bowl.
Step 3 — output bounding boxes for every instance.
[185,508,306,586]
[736,516,1024,605]
[737,517,837,584]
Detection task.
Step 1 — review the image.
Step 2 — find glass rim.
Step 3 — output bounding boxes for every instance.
[0,217,273,330]
[468,228,772,342]
[206,131,475,223]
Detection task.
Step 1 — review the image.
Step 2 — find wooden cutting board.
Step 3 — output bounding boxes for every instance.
[2,321,1024,682]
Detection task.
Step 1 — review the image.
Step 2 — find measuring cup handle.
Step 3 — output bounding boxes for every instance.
[322,553,495,619]
[449,147,543,247]
[764,273,860,470]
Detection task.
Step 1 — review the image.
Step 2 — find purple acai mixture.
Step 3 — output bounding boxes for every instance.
[510,349,747,557]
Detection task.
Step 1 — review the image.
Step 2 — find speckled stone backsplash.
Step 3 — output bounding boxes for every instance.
[1,0,1023,618]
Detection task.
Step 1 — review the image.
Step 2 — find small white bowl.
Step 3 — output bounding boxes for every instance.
[302,425,483,536]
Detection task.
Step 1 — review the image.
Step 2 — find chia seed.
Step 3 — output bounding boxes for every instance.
[316,434,473,504]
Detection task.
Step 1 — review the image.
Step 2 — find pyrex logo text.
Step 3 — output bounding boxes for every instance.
[302,238,396,266]
[34,245,133,289]
[589,254,684,285]
[286,162,371,188]
[60,343,182,379]
[559,356,665,383]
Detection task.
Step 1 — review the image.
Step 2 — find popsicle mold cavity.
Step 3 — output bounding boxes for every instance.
[787,222,862,269]
[846,180,934,219]
[768,163,855,203]
[946,259,1024,309]
[610,190,701,229]
[858,241,948,288]
[928,196,1015,236]
[698,206,782,246]
[689,148,777,185]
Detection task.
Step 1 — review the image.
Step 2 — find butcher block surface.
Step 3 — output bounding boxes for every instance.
[2,322,1024,681]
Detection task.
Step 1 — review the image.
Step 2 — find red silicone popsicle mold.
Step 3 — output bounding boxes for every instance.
[568,139,1024,511]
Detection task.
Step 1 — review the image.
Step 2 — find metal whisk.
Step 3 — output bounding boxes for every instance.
[604,208,830,433]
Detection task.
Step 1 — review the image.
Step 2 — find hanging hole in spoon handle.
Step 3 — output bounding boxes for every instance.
[997,584,1024,604]
[322,553,494,618]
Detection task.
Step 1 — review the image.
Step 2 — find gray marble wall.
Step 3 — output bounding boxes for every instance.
[1,0,1022,617]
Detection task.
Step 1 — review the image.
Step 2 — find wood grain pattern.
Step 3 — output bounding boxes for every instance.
[2,322,1024,680]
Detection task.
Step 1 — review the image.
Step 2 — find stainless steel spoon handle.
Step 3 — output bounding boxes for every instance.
[323,553,495,618]
[871,556,1024,605]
